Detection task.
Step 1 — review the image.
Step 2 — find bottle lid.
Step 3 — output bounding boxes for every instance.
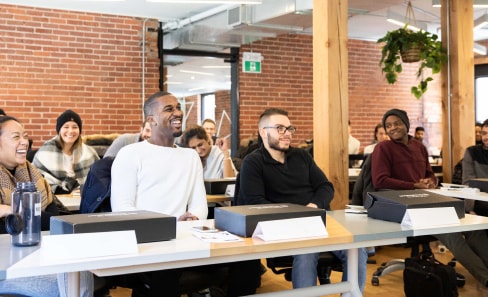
[16,181,37,192]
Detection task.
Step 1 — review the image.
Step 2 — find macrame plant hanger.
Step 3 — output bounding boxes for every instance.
[401,0,421,63]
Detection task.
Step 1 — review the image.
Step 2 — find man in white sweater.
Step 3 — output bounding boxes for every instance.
[111,91,208,296]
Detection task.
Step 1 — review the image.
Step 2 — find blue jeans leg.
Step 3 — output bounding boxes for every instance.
[0,275,60,297]
[57,271,94,297]
[332,248,367,293]
[292,252,319,288]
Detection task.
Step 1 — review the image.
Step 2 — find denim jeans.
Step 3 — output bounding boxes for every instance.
[57,271,94,297]
[292,252,320,288]
[0,274,60,297]
[332,247,368,293]
[0,271,94,297]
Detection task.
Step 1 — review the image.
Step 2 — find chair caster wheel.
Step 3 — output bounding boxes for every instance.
[371,276,379,286]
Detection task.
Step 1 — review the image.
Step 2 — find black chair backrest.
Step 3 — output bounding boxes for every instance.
[232,172,241,206]
[351,154,374,206]
[349,154,366,168]
[80,157,114,213]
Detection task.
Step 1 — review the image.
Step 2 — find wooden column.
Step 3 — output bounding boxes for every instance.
[440,0,475,182]
[313,0,349,209]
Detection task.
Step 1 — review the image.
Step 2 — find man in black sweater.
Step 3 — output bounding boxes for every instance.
[232,108,367,295]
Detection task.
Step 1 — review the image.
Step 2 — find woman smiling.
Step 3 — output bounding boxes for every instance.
[0,115,93,297]
[33,110,99,194]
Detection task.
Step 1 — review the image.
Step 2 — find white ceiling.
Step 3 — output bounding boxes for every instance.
[0,0,487,97]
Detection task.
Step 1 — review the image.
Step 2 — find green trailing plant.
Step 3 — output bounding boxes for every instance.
[377,25,447,99]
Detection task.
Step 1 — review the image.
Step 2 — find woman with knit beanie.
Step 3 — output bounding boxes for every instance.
[33,109,99,194]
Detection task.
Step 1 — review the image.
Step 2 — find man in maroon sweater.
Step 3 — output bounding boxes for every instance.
[371,108,436,190]
[372,108,488,290]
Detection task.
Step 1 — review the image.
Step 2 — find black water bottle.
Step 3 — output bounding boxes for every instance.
[7,182,41,246]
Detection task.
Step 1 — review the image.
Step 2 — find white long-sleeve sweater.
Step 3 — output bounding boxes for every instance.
[110,141,208,220]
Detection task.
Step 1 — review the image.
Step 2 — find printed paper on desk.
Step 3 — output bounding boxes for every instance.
[40,230,138,263]
[252,216,327,241]
[401,207,460,228]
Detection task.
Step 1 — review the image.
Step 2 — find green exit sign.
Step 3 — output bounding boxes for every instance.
[244,61,261,73]
[243,52,262,73]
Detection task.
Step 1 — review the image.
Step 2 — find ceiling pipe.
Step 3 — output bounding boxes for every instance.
[142,18,150,121]
[162,4,238,31]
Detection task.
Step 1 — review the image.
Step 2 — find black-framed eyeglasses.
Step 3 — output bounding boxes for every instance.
[262,125,296,135]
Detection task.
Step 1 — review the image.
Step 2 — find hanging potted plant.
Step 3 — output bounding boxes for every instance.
[378,26,446,99]
[377,1,447,99]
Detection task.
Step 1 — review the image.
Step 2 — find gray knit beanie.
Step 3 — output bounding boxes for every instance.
[382,108,410,132]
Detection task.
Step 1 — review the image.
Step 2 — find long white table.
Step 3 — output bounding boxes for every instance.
[0,214,399,297]
[3,211,488,297]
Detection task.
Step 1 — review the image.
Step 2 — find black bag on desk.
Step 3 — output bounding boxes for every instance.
[404,252,458,297]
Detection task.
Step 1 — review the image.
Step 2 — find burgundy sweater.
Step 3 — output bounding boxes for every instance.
[371,137,436,190]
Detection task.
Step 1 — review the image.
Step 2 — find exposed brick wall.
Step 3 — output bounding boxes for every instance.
[182,94,199,127]
[239,35,442,153]
[239,34,315,148]
[180,91,232,147]
[214,90,231,140]
[0,4,443,155]
[0,4,160,150]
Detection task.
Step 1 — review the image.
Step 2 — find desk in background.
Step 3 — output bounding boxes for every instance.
[349,168,361,183]
[57,194,233,212]
[348,168,443,185]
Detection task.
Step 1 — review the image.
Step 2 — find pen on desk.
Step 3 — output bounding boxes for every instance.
[223,133,232,140]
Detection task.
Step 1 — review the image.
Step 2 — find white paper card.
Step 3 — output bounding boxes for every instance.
[193,230,244,243]
[40,230,138,262]
[225,184,235,197]
[252,216,327,241]
[401,207,460,228]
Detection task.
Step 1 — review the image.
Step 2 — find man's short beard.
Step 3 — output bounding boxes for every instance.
[173,131,183,137]
[268,136,289,152]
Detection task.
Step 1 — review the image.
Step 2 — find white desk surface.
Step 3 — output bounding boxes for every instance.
[0,214,375,297]
[427,188,488,202]
[4,211,488,297]
[328,210,488,237]
[57,194,81,211]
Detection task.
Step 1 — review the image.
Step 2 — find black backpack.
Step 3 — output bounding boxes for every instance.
[404,252,458,297]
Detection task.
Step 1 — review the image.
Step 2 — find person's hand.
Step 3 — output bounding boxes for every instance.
[61,177,79,193]
[414,178,436,189]
[419,178,436,189]
[178,212,199,221]
[215,137,230,153]
[306,203,318,208]
[413,182,428,189]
